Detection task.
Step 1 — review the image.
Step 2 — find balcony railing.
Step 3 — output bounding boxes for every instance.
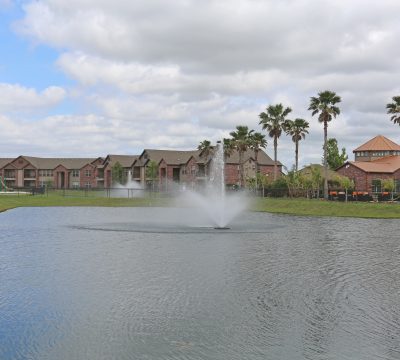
[4,172,15,179]
[24,171,36,179]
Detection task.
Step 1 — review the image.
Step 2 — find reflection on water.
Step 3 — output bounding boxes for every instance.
[0,207,400,360]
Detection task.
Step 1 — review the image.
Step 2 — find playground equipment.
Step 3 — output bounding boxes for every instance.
[0,176,9,192]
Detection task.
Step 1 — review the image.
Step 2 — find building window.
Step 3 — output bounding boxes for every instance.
[24,169,36,178]
[85,170,91,177]
[4,170,15,178]
[72,170,79,177]
[372,179,381,193]
[39,169,53,177]
[72,181,79,189]
[85,182,91,189]
[395,179,400,193]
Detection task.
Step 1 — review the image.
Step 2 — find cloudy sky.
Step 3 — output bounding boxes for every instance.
[0,0,399,168]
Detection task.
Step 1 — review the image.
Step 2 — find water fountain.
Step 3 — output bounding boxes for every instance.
[176,141,248,229]
[111,171,144,198]
[209,141,230,229]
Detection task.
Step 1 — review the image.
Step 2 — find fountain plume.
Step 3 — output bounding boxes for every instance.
[176,141,248,228]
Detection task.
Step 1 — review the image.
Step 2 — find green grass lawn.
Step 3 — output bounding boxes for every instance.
[0,192,171,213]
[251,197,400,219]
[1,192,399,219]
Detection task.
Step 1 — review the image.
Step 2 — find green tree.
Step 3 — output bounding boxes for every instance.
[259,103,292,180]
[197,140,213,177]
[308,90,341,199]
[325,138,348,169]
[228,125,254,188]
[337,175,354,203]
[284,118,309,171]
[310,165,323,198]
[111,161,126,185]
[285,167,307,198]
[223,138,235,160]
[382,178,395,201]
[146,160,158,191]
[386,96,400,125]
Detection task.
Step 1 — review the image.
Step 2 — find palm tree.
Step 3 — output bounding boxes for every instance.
[308,90,341,200]
[386,96,400,125]
[197,140,213,177]
[223,138,234,161]
[229,125,254,188]
[284,118,309,172]
[259,103,292,180]
[249,132,267,190]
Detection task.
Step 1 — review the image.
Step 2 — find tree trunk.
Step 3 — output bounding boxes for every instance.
[255,149,259,193]
[323,120,329,200]
[274,136,278,181]
[295,140,299,172]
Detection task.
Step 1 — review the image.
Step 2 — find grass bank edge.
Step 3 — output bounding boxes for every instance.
[1,196,399,219]
[251,198,400,219]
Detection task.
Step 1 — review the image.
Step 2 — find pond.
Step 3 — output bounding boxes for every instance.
[0,207,399,360]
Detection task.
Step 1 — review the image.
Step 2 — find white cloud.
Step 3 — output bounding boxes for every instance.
[0,83,66,112]
[17,0,400,74]
[5,0,400,168]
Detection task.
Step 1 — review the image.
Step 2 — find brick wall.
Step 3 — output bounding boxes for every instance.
[182,157,198,184]
[336,164,368,191]
[259,165,278,177]
[79,164,96,188]
[225,164,240,185]
[336,163,399,192]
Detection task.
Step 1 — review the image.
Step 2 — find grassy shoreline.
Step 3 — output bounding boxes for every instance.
[252,198,400,219]
[0,193,171,213]
[1,194,399,218]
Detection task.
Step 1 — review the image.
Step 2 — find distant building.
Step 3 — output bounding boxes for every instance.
[353,135,400,162]
[101,155,139,188]
[0,156,102,189]
[0,147,281,190]
[336,135,400,193]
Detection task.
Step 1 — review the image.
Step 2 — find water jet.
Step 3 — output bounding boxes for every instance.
[176,140,248,228]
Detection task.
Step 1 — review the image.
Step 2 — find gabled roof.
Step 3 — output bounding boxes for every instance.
[341,155,400,173]
[353,135,400,152]
[140,149,200,166]
[0,158,15,169]
[299,164,340,181]
[22,156,98,170]
[103,155,139,168]
[225,149,279,166]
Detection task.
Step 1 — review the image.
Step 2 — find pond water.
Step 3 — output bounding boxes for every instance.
[0,207,399,360]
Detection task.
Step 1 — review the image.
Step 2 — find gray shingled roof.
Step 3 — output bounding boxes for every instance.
[0,156,98,170]
[299,164,340,181]
[104,155,139,168]
[225,149,279,166]
[24,156,98,169]
[140,149,200,165]
[0,158,14,169]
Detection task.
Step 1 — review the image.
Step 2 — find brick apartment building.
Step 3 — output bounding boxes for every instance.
[336,135,400,193]
[0,148,281,190]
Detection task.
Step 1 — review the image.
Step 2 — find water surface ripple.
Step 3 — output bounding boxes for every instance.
[0,207,399,360]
